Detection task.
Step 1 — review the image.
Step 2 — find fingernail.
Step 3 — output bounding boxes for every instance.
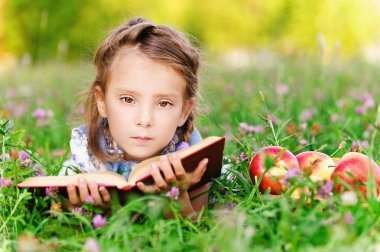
[203,158,209,165]
[78,177,84,183]
[171,154,177,159]
[152,163,158,169]
[160,155,167,161]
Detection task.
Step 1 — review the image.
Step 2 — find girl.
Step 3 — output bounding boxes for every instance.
[60,17,209,218]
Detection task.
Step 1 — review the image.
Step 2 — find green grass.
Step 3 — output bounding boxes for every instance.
[1,56,380,251]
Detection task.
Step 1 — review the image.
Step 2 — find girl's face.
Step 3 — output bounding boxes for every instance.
[95,47,194,161]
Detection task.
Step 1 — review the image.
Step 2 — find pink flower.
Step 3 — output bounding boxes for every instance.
[280,168,302,187]
[276,84,289,96]
[1,153,10,161]
[46,110,54,118]
[93,214,107,229]
[19,151,30,162]
[240,122,264,134]
[240,152,248,161]
[240,122,249,133]
[248,125,264,133]
[166,186,180,200]
[352,140,369,150]
[318,181,333,198]
[330,114,339,123]
[361,93,375,109]
[0,178,13,188]
[84,195,95,204]
[45,186,59,198]
[7,102,28,118]
[176,142,189,151]
[299,123,307,131]
[300,108,317,122]
[224,85,235,94]
[84,238,100,252]
[33,109,46,119]
[344,212,354,225]
[72,207,84,214]
[355,106,366,115]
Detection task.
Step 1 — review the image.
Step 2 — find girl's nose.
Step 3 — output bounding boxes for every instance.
[135,107,153,127]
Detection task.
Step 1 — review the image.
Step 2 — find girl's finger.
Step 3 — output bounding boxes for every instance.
[189,158,208,185]
[136,182,159,193]
[159,156,176,184]
[170,154,187,181]
[99,186,111,204]
[88,181,102,204]
[77,177,90,201]
[151,163,168,190]
[67,184,80,205]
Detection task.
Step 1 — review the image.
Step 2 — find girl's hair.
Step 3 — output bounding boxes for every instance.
[85,17,200,162]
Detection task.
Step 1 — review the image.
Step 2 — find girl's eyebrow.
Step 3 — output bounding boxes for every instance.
[115,88,180,99]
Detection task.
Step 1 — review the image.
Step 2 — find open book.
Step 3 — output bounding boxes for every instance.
[17,136,225,191]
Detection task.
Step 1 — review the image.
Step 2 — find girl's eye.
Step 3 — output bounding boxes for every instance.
[121,97,134,104]
[158,101,172,107]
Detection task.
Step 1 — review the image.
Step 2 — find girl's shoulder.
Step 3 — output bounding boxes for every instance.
[189,128,202,146]
[60,125,107,175]
[70,125,88,142]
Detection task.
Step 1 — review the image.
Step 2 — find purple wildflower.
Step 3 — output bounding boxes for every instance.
[361,93,375,109]
[299,123,307,131]
[330,114,339,123]
[166,186,180,200]
[84,238,100,252]
[36,118,48,127]
[240,122,264,134]
[266,114,278,125]
[93,214,107,229]
[45,186,59,198]
[45,109,54,118]
[276,84,289,96]
[344,212,354,225]
[176,142,189,151]
[32,109,46,119]
[240,122,249,133]
[240,152,248,161]
[248,125,264,133]
[224,85,235,94]
[84,195,95,204]
[300,108,317,122]
[1,153,10,161]
[280,168,302,187]
[352,140,369,150]
[355,106,366,115]
[19,151,30,162]
[72,207,84,214]
[318,181,333,198]
[0,178,13,188]
[7,102,28,118]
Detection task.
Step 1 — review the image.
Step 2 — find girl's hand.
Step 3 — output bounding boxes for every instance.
[66,177,112,210]
[137,154,208,193]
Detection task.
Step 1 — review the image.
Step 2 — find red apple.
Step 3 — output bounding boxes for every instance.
[331,152,380,195]
[296,151,335,182]
[249,146,300,194]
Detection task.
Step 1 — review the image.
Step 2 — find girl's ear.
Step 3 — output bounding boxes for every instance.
[94,86,107,118]
[178,98,195,127]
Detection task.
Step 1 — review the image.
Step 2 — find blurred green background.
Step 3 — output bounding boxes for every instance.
[1,0,380,65]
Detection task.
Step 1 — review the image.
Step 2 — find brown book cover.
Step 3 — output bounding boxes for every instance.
[17,136,225,191]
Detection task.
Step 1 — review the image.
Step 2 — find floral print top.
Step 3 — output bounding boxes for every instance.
[60,125,202,180]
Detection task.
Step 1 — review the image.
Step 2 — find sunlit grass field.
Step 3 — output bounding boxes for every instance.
[1,55,380,251]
